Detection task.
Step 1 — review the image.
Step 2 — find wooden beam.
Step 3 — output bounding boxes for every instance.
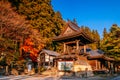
[98,61,100,69]
[63,43,66,53]
[84,45,86,53]
[65,41,76,45]
[96,60,98,70]
[76,40,79,54]
[63,40,85,46]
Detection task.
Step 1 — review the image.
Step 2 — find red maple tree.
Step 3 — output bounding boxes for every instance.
[21,38,39,62]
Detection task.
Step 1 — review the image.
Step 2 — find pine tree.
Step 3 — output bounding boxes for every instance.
[100,24,120,60]
[0,1,44,65]
[9,0,65,49]
[103,28,108,38]
[81,26,100,50]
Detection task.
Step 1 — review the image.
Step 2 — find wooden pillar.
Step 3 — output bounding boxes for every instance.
[67,45,70,54]
[100,62,103,70]
[76,40,79,54]
[63,43,66,54]
[110,62,114,74]
[108,61,110,69]
[84,45,86,53]
[96,60,98,70]
[114,63,117,73]
[5,66,9,75]
[101,62,103,70]
[49,55,50,66]
[98,61,100,69]
[108,61,111,73]
[43,54,45,66]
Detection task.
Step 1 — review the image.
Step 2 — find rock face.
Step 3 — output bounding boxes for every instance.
[74,65,93,77]
[11,68,18,75]
[30,68,35,75]
[42,67,58,76]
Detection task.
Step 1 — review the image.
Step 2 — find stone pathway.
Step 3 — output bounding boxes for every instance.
[111,76,120,80]
[0,75,32,80]
[0,74,119,80]
[60,76,111,80]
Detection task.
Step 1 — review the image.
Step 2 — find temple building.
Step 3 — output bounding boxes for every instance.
[53,21,114,76]
[38,49,60,68]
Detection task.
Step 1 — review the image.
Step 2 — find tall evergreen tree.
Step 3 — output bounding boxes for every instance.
[88,30,100,50]
[9,0,65,49]
[100,24,120,60]
[103,28,108,38]
[81,26,93,37]
[81,26,100,49]
[92,30,100,49]
[0,1,44,65]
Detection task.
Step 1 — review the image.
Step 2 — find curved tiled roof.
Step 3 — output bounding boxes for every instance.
[89,49,104,56]
[67,21,80,32]
[53,21,94,44]
[87,49,114,61]
[40,49,60,56]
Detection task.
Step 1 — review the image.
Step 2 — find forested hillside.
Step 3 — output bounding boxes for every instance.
[0,0,120,69]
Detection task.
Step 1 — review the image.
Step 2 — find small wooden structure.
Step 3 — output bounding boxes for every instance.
[38,49,60,68]
[87,49,115,72]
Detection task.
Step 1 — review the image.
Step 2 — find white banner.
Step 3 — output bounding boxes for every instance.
[58,61,73,71]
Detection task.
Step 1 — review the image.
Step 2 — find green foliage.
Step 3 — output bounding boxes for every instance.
[0,37,20,66]
[81,26,92,37]
[81,26,100,50]
[92,30,100,49]
[0,1,44,68]
[100,24,120,60]
[9,0,65,50]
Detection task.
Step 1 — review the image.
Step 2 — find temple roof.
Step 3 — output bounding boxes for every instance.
[53,21,94,44]
[89,49,104,56]
[61,21,80,34]
[80,48,114,61]
[86,49,114,61]
[40,49,60,56]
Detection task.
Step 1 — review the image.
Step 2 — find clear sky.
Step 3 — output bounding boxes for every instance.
[51,0,120,38]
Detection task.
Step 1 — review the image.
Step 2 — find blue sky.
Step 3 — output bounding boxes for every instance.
[51,0,120,38]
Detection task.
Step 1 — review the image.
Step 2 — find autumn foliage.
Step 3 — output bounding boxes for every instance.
[0,1,31,41]
[21,38,39,62]
[0,1,45,63]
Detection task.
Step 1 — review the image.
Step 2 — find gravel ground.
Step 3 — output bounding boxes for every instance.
[0,74,119,80]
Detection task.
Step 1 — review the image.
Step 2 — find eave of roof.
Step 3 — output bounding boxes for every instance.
[52,21,95,44]
[40,49,60,56]
[55,54,77,60]
[53,30,94,43]
[87,55,115,61]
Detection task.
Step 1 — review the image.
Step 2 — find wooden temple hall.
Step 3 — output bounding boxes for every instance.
[53,22,93,55]
[53,21,114,76]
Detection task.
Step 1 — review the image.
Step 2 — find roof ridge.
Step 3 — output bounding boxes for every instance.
[68,21,80,31]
